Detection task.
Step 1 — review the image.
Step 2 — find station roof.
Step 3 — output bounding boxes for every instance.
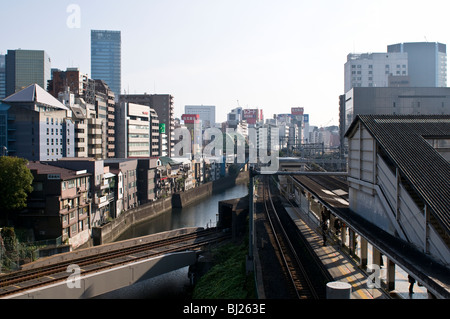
[346,114,450,236]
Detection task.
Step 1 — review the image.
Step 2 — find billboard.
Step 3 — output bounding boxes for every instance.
[159,123,166,134]
[291,107,304,116]
[243,109,259,119]
[182,114,200,124]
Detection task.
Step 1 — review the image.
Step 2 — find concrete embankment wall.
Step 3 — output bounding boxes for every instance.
[90,171,249,247]
[172,171,249,208]
[92,196,173,246]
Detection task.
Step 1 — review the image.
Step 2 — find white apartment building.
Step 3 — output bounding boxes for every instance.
[344,52,409,93]
[116,102,153,158]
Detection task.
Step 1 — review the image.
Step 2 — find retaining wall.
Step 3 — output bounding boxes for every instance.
[91,171,250,246]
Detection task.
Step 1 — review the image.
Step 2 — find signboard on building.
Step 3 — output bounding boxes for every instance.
[291,107,304,116]
[243,109,258,118]
[182,114,200,124]
[303,114,309,124]
[159,123,166,134]
[48,174,61,180]
[243,109,260,125]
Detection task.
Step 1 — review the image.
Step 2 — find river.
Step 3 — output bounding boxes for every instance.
[95,182,249,299]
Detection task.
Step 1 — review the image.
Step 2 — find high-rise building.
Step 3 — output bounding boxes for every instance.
[185,105,216,129]
[115,102,160,159]
[388,42,447,87]
[119,94,175,157]
[94,80,116,158]
[0,55,6,99]
[5,49,52,97]
[344,52,409,92]
[91,30,121,99]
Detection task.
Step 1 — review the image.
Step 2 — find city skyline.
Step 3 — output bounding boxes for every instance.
[1,0,449,126]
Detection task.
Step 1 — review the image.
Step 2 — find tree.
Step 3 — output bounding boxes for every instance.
[0,157,34,225]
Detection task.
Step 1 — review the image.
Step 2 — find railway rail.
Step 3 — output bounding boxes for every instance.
[261,177,333,299]
[0,228,228,298]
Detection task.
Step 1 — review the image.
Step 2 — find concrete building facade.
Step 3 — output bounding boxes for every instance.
[339,87,450,149]
[119,94,175,156]
[345,52,409,92]
[2,84,75,161]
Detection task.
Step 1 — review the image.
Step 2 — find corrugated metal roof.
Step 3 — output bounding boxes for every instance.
[346,115,450,235]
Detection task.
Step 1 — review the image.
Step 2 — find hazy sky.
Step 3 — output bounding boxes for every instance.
[1,0,449,126]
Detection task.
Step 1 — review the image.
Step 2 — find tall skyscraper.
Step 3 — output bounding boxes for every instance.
[91,30,121,99]
[387,42,447,87]
[0,55,6,99]
[5,49,51,97]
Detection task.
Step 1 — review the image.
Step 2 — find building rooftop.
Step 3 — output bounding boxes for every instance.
[346,114,450,235]
[2,84,69,110]
[27,162,91,181]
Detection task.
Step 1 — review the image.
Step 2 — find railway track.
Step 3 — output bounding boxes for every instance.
[261,177,332,299]
[0,228,228,298]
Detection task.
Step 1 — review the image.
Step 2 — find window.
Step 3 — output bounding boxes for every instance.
[68,180,75,189]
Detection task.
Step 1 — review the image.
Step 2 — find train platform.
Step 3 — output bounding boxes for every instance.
[282,203,386,299]
[282,200,435,299]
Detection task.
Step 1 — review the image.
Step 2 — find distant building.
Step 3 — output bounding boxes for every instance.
[2,84,75,161]
[5,49,52,97]
[94,80,116,158]
[91,30,121,99]
[388,42,447,87]
[345,52,409,92]
[185,105,216,129]
[0,55,6,99]
[339,87,450,149]
[116,102,151,158]
[49,67,96,105]
[119,94,175,157]
[345,42,447,93]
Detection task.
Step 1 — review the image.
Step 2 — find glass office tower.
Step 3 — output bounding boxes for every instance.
[5,50,51,97]
[91,30,121,100]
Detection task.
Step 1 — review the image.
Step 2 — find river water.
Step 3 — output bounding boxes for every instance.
[96,183,249,299]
